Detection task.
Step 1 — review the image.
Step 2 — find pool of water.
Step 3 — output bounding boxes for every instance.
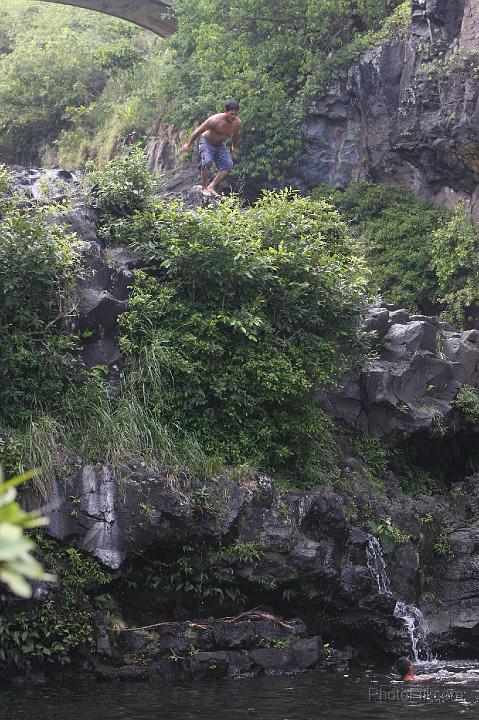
[3,661,479,720]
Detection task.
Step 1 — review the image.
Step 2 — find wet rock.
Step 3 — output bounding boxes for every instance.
[249,637,321,675]
[43,465,194,569]
[62,205,99,244]
[10,167,78,201]
[388,309,410,327]
[425,521,479,655]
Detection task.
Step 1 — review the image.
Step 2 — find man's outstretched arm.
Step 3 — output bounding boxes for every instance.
[179,119,211,153]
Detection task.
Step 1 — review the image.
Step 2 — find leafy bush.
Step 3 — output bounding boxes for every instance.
[0,208,80,425]
[311,181,448,314]
[313,182,479,327]
[86,146,154,217]
[0,164,12,195]
[368,516,410,554]
[98,187,369,479]
[352,434,390,490]
[0,2,158,164]
[431,204,479,327]
[0,534,111,669]
[453,385,479,426]
[433,528,453,558]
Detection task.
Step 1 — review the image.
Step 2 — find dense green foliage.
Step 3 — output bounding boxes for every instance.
[115,194,366,476]
[0,0,407,176]
[453,385,479,426]
[87,153,368,478]
[87,146,154,217]
[0,150,367,487]
[0,535,111,668]
[311,181,447,313]
[431,205,479,326]
[0,206,80,425]
[0,1,161,163]
[312,181,479,326]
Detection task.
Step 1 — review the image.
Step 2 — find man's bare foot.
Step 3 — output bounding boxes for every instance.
[202,187,213,197]
[207,185,219,197]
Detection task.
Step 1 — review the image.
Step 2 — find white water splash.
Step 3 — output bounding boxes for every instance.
[366,534,432,661]
[393,601,431,662]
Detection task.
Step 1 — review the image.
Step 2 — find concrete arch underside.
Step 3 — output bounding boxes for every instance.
[37,0,176,36]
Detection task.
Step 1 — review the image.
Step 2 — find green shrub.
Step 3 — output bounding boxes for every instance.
[313,182,479,328]
[0,2,157,164]
[85,146,154,217]
[453,385,479,426]
[392,446,438,497]
[0,208,80,426]
[431,204,479,327]
[433,528,453,558]
[0,535,111,669]
[368,516,410,554]
[98,187,369,480]
[352,434,390,490]
[0,164,12,195]
[311,181,448,314]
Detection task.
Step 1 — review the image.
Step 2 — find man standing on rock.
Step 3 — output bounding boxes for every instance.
[179,100,241,197]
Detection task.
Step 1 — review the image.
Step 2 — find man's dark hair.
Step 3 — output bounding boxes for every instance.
[396,657,411,676]
[224,100,239,111]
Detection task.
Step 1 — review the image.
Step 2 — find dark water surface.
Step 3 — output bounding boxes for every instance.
[3,662,479,719]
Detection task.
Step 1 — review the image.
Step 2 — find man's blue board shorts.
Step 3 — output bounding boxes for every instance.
[199,136,233,172]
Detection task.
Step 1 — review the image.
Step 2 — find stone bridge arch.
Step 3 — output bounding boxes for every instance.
[37,0,176,36]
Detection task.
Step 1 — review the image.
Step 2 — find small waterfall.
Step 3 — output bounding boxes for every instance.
[393,601,431,663]
[366,534,431,662]
[366,535,392,595]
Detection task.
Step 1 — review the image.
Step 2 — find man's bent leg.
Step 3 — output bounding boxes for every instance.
[208,146,233,196]
[199,138,214,196]
[207,170,230,196]
[201,168,212,196]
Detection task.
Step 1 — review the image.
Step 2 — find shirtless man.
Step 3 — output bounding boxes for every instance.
[179,100,242,197]
[396,657,416,681]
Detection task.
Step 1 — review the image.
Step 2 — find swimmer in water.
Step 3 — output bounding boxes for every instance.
[396,656,416,681]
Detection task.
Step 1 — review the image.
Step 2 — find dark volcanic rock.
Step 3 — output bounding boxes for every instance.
[43,465,195,569]
[59,205,142,379]
[317,304,479,440]
[289,0,479,219]
[424,520,479,656]
[19,442,479,680]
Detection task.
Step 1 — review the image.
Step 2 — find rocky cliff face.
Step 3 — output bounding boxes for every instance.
[289,0,479,219]
[5,187,479,683]
[21,428,479,681]
[152,1,479,215]
[8,207,476,682]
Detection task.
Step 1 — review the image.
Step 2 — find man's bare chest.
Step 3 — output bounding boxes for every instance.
[210,120,236,137]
